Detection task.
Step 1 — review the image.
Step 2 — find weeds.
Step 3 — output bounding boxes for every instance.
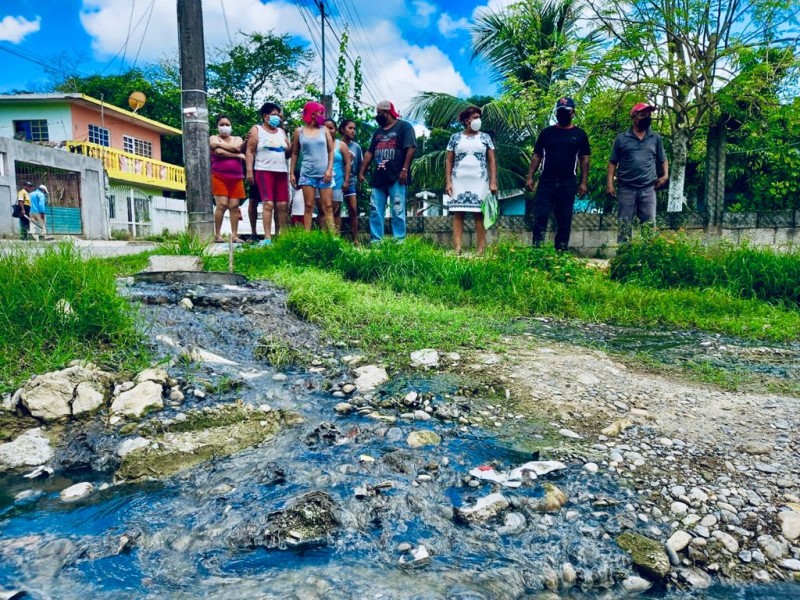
[158,232,212,260]
[0,244,150,393]
[254,335,310,368]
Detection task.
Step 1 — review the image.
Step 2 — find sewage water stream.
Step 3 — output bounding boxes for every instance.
[1,281,798,599]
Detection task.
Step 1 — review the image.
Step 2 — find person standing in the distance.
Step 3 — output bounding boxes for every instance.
[339,119,363,243]
[323,119,352,236]
[209,115,246,243]
[445,106,497,256]
[358,100,416,243]
[526,97,591,251]
[29,184,48,240]
[246,103,291,245]
[16,180,34,240]
[607,102,669,243]
[290,102,336,232]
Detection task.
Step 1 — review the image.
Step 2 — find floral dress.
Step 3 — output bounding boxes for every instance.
[447,131,495,213]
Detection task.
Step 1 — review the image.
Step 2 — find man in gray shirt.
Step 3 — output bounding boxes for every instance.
[607,102,669,242]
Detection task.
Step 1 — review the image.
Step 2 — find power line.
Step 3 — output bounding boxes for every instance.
[322,12,380,104]
[220,0,233,45]
[294,0,338,92]
[119,0,138,72]
[132,0,157,69]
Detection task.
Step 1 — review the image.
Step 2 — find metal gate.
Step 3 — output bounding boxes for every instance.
[15,162,83,235]
[108,186,152,238]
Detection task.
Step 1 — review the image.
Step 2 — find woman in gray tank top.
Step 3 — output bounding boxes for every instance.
[290,101,335,231]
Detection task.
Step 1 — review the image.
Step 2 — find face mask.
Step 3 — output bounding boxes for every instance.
[314,115,327,126]
[639,116,652,129]
[376,114,389,127]
[556,111,573,126]
[470,118,482,132]
[218,125,232,136]
[268,115,281,128]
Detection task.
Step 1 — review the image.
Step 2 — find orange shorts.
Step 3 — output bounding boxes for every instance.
[212,174,245,199]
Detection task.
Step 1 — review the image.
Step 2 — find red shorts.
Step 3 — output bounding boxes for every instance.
[291,215,304,225]
[211,174,245,199]
[255,170,289,203]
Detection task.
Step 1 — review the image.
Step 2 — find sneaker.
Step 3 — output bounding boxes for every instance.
[259,239,272,247]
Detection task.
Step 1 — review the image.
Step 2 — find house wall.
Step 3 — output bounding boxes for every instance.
[0,102,73,142]
[70,104,163,161]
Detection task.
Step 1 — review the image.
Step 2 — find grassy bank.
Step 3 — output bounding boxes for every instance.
[0,244,149,393]
[208,230,800,345]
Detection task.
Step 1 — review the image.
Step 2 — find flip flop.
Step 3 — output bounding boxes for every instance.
[231,238,245,244]
[214,238,225,243]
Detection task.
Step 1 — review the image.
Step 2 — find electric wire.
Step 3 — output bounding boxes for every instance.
[119,0,138,72]
[132,0,157,69]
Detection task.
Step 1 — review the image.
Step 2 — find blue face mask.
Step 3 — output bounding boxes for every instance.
[268,115,281,128]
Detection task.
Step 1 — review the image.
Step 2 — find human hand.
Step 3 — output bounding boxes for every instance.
[323,169,333,183]
[526,177,535,192]
[489,181,498,194]
[246,172,254,185]
[358,172,365,184]
[606,184,616,197]
[290,174,297,188]
[655,176,669,189]
[578,182,588,197]
[445,181,453,197]
[398,170,408,184]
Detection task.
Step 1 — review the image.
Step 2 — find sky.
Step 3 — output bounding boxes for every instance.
[0,0,515,118]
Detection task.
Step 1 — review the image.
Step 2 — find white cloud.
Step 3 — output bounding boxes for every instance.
[411,0,438,27]
[78,0,470,117]
[437,13,470,38]
[471,0,516,19]
[0,15,41,43]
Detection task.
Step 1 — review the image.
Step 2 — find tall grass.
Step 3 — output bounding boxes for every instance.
[158,232,212,259]
[211,230,800,343]
[611,231,800,307]
[0,244,149,392]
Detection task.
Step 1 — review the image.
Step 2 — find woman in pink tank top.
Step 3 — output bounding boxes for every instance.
[210,115,246,243]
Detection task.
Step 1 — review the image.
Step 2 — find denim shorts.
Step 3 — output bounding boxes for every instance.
[298,174,334,189]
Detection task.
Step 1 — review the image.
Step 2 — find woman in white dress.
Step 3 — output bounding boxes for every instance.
[445,106,498,255]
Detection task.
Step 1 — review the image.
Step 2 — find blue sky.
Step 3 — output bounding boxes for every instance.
[0,0,508,113]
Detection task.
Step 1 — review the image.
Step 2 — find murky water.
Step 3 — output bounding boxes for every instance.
[1,282,798,599]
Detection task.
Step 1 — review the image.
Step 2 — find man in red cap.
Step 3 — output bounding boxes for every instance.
[358,100,416,243]
[607,102,669,242]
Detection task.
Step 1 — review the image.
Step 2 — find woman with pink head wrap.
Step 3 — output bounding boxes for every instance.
[290,101,336,231]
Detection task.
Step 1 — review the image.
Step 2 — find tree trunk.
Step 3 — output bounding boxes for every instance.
[704,120,726,232]
[667,128,689,212]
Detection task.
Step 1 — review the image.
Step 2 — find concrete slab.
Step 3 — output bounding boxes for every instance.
[145,255,203,272]
[134,271,247,285]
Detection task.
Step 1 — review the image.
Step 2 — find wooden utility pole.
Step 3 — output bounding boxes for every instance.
[177,0,213,237]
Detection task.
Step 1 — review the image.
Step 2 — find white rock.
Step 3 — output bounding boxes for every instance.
[116,436,150,458]
[410,349,440,369]
[110,381,164,418]
[671,501,689,516]
[399,544,431,568]
[72,381,105,416]
[60,482,94,502]
[712,530,739,554]
[272,373,288,382]
[559,428,582,440]
[180,298,194,310]
[562,562,577,586]
[457,493,510,523]
[20,365,110,421]
[667,530,692,553]
[779,510,800,541]
[334,402,353,414]
[779,559,800,571]
[584,462,599,473]
[353,365,389,392]
[577,372,600,386]
[413,410,431,421]
[496,512,526,535]
[622,576,652,594]
[407,430,441,448]
[0,429,54,470]
[135,368,169,385]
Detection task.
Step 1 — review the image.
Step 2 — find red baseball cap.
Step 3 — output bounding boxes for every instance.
[376,100,400,118]
[630,102,656,116]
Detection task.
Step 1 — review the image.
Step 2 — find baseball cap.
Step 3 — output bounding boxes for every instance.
[555,97,576,111]
[630,102,656,116]
[24,181,34,186]
[376,100,400,118]
[38,184,49,193]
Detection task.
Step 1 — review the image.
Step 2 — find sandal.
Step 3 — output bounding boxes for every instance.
[231,238,245,244]
[214,237,225,243]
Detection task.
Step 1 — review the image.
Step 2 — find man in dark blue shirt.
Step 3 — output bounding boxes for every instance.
[526,97,591,251]
[607,102,669,242]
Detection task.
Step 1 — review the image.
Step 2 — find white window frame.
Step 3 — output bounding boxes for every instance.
[88,124,110,147]
[123,135,153,158]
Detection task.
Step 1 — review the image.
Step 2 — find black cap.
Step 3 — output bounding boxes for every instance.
[24,181,34,186]
[555,97,576,110]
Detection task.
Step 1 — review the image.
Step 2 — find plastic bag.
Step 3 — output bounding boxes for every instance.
[481,193,498,229]
[11,204,21,219]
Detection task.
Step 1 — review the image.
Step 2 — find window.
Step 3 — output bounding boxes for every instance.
[88,124,110,147]
[123,135,153,158]
[13,120,49,142]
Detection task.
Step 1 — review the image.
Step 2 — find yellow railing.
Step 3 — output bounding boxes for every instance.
[65,141,186,192]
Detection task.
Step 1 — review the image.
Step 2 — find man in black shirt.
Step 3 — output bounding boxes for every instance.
[526,97,591,251]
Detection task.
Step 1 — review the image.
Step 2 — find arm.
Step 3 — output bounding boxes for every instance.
[526,154,542,190]
[284,130,292,159]
[214,147,245,159]
[210,136,245,152]
[578,154,590,197]
[487,148,498,193]
[341,141,351,189]
[324,130,334,182]
[289,128,301,187]
[245,126,259,184]
[606,162,617,197]
[445,151,454,197]
[359,151,373,183]
[398,146,415,185]
[656,159,670,189]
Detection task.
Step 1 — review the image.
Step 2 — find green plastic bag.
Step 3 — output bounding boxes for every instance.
[481,193,499,229]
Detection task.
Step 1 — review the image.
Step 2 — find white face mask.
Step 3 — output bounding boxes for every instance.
[218,125,232,136]
[469,118,482,132]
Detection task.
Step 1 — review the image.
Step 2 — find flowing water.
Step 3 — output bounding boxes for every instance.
[1,281,798,599]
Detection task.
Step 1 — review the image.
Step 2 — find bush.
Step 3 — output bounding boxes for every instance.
[0,244,148,392]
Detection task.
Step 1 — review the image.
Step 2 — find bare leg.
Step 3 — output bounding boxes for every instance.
[346,194,359,244]
[302,187,316,231]
[248,199,258,237]
[318,188,335,232]
[333,201,343,234]
[214,196,229,240]
[452,211,464,254]
[275,202,289,236]
[474,212,486,255]
[262,201,274,241]
[229,199,242,241]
